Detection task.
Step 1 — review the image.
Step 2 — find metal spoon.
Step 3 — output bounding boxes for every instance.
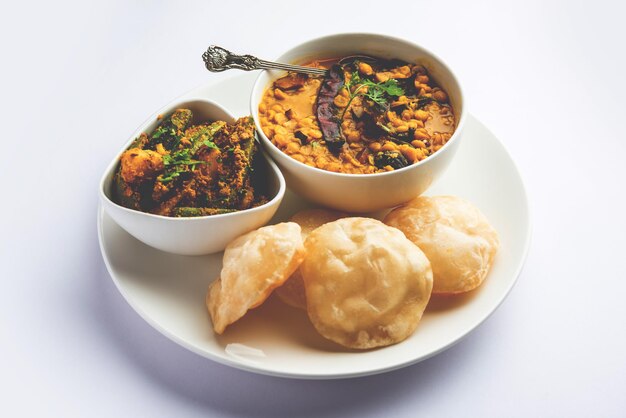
[202,45,328,76]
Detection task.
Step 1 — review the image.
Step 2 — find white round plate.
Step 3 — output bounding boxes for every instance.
[98,73,530,379]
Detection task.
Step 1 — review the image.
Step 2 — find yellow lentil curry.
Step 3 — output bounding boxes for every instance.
[259,57,455,174]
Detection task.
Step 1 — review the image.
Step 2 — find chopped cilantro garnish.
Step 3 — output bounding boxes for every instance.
[344,71,404,109]
[158,149,206,183]
[203,139,219,150]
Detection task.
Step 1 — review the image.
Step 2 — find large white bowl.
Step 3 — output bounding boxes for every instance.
[99,98,286,255]
[251,33,466,213]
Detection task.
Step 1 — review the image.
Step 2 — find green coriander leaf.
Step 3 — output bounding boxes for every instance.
[366,87,387,107]
[345,72,405,109]
[151,127,166,139]
[152,126,176,140]
[184,160,206,166]
[379,79,403,96]
[203,140,219,150]
[159,171,181,183]
[163,148,206,167]
[345,71,359,91]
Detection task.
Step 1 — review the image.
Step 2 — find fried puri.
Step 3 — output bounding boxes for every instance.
[384,196,499,295]
[301,218,433,349]
[275,209,347,309]
[206,222,305,334]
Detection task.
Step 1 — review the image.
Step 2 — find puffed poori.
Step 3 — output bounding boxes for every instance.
[206,222,305,334]
[276,209,348,309]
[301,218,433,349]
[384,196,499,295]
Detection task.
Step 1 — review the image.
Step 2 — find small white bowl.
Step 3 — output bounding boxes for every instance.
[99,98,286,255]
[251,33,466,213]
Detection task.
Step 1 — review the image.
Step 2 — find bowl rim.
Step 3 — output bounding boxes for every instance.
[250,32,467,178]
[99,97,286,222]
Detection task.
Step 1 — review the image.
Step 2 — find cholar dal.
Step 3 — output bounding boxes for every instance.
[259,57,456,174]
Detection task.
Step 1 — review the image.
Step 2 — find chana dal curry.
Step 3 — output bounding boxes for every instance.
[259,56,456,174]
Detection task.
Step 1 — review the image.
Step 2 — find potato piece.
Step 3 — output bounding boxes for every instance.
[206,222,305,334]
[301,218,433,349]
[384,196,499,294]
[276,209,348,310]
[119,148,164,184]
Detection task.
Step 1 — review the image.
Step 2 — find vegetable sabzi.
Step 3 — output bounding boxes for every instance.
[113,111,267,217]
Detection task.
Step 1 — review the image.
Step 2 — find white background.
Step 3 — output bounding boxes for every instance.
[2,1,625,416]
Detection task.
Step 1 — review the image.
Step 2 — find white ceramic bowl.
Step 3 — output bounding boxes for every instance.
[251,33,466,213]
[99,98,286,256]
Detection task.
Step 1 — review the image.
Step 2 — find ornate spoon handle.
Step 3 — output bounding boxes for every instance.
[202,45,328,76]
